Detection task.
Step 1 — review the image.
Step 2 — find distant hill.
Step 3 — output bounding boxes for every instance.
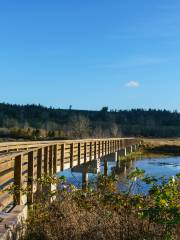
[0,103,180,140]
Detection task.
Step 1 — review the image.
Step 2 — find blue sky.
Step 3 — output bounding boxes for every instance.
[0,0,180,110]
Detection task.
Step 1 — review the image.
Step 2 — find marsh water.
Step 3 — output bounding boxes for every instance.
[59,154,180,193]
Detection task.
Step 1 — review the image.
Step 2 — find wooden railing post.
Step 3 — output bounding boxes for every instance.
[37,148,42,179]
[49,146,53,176]
[118,140,121,150]
[98,141,101,158]
[105,141,107,155]
[70,143,74,168]
[61,144,65,171]
[78,142,81,165]
[27,151,34,205]
[37,148,43,192]
[44,146,48,175]
[104,159,108,177]
[94,141,97,159]
[102,141,104,156]
[84,142,87,163]
[14,154,23,205]
[53,145,57,174]
[89,142,92,161]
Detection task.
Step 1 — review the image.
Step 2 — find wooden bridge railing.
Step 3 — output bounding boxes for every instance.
[0,138,139,212]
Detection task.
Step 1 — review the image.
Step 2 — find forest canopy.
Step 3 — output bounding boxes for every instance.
[0,103,180,140]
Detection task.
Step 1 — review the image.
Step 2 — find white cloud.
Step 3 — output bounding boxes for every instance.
[126,81,140,88]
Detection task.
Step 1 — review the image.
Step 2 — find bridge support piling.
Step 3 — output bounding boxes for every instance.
[82,169,88,189]
[124,163,127,177]
[104,159,108,176]
[130,160,133,168]
[115,151,118,161]
[96,158,101,173]
[130,145,133,153]
[117,159,121,168]
[124,147,127,156]
[134,144,137,151]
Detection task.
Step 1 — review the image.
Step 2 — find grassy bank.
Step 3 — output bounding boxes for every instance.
[142,139,180,155]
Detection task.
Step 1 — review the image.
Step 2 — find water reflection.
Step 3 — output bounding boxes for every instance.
[58,155,180,192]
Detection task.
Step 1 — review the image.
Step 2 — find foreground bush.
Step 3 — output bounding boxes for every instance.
[20,171,180,240]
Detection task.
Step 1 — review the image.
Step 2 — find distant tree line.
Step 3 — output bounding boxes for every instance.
[0,103,180,140]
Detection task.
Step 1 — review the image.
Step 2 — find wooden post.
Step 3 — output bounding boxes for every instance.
[37,148,42,192]
[53,145,57,174]
[134,144,137,151]
[89,142,92,161]
[115,151,118,161]
[61,144,65,171]
[118,140,120,151]
[14,154,23,205]
[102,141,104,156]
[124,147,127,156]
[84,142,87,163]
[105,141,107,155]
[104,159,108,177]
[108,141,110,154]
[49,146,53,176]
[70,143,74,168]
[78,142,81,165]
[98,141,101,158]
[117,158,121,168]
[44,147,48,175]
[124,163,127,176]
[94,142,97,159]
[37,148,42,179]
[82,169,88,190]
[27,151,34,205]
[130,145,133,153]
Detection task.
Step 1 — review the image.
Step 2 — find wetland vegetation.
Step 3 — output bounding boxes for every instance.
[9,145,179,240]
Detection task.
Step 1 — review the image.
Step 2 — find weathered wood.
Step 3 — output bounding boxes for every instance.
[0,138,140,212]
[98,141,101,158]
[27,151,34,205]
[0,160,14,174]
[14,155,22,205]
[104,159,108,176]
[89,142,92,161]
[78,142,81,165]
[94,142,97,160]
[102,141,104,156]
[49,146,53,176]
[53,145,57,174]
[44,147,48,175]
[0,192,13,211]
[37,148,42,179]
[70,143,74,168]
[105,141,107,155]
[84,143,87,163]
[82,169,88,190]
[0,171,14,186]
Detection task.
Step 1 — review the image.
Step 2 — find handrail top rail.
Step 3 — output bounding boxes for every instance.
[0,137,137,147]
[0,138,138,161]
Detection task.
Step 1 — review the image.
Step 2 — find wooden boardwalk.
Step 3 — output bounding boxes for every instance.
[0,138,139,239]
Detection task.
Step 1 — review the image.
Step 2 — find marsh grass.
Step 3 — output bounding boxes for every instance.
[16,170,180,240]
